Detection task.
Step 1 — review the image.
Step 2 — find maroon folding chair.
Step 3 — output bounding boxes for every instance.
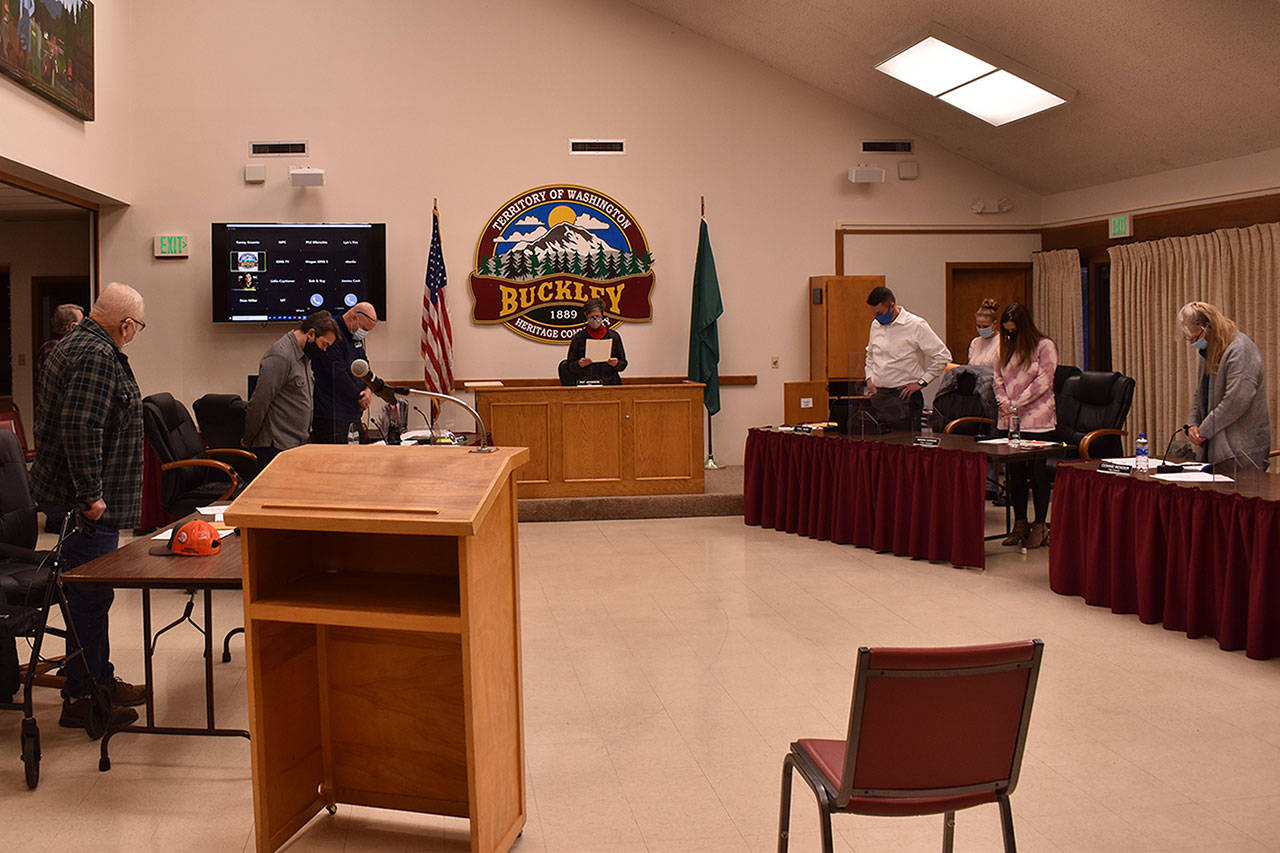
[778,639,1043,852]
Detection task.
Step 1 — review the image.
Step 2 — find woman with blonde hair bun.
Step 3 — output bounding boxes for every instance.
[967,298,1001,368]
[1178,301,1269,471]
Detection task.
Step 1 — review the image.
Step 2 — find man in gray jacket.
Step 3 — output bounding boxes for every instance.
[244,311,341,467]
[1180,301,1270,472]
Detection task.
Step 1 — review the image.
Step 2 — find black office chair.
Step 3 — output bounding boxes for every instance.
[143,393,255,518]
[1055,371,1136,459]
[935,366,996,435]
[192,393,259,482]
[557,359,575,387]
[1,430,115,788]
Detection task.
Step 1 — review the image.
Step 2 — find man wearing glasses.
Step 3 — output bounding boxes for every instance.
[30,282,148,730]
[307,302,379,444]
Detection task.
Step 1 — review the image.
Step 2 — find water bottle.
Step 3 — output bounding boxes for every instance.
[1135,432,1149,471]
[921,407,934,435]
[347,423,361,445]
[1008,405,1021,448]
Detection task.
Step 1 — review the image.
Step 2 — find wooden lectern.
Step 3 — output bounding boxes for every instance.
[224,444,530,852]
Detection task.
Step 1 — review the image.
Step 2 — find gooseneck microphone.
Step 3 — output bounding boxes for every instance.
[350,359,409,404]
[1155,425,1191,473]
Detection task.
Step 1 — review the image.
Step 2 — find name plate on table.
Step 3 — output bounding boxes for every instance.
[913,436,941,447]
[1097,460,1134,475]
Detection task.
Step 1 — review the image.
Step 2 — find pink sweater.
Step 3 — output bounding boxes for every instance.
[994,338,1058,431]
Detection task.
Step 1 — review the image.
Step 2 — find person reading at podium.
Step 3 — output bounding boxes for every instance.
[562,297,627,386]
[1179,301,1270,472]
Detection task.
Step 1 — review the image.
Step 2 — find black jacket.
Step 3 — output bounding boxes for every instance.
[564,328,627,386]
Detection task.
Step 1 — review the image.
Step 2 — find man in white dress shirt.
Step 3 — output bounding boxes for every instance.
[863,286,952,431]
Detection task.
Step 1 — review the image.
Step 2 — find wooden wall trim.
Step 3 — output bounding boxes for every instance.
[0,170,100,212]
[386,375,757,392]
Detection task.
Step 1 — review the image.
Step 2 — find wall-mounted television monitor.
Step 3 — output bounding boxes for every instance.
[211,223,387,322]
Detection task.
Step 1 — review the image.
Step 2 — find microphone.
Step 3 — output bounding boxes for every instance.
[350,359,408,404]
[1155,425,1191,473]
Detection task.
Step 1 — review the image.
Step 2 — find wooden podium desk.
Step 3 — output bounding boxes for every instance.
[473,383,704,498]
[224,444,529,853]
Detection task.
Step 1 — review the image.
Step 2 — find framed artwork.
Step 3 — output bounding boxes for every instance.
[0,0,93,121]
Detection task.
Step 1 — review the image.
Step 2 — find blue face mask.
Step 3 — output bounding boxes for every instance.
[977,326,995,339]
[1193,337,1208,352]
[874,309,895,326]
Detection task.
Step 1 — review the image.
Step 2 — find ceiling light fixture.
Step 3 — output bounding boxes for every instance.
[874,27,1072,126]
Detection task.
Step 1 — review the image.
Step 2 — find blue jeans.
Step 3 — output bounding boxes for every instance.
[60,520,120,699]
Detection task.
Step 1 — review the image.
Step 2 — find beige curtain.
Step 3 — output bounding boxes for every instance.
[1109,222,1280,454]
[1031,248,1083,368]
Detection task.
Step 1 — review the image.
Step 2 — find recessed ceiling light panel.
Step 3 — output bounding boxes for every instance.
[874,36,995,96]
[938,69,1066,126]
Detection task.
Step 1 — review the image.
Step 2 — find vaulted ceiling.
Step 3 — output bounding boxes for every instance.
[625,0,1280,195]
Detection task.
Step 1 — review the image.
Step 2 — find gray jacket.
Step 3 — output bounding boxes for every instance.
[245,332,315,450]
[1189,331,1271,470]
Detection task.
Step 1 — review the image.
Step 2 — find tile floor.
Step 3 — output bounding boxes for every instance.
[3,511,1280,851]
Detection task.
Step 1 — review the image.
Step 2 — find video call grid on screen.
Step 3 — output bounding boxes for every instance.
[213,223,386,322]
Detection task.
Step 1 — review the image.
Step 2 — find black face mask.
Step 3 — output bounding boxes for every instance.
[1002,328,1017,340]
[304,342,324,358]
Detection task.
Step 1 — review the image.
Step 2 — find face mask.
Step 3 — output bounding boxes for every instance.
[874,309,894,326]
[352,328,368,342]
[1193,337,1208,352]
[1003,328,1017,340]
[586,316,603,329]
[977,326,995,339]
[304,342,323,358]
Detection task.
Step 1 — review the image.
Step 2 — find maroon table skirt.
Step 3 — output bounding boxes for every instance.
[1049,464,1280,659]
[743,429,987,568]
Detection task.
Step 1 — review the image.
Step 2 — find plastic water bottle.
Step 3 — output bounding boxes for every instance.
[921,407,934,435]
[347,423,361,445]
[1009,405,1021,448]
[1135,432,1149,471]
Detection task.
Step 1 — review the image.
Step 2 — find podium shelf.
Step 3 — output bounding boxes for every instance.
[248,572,462,633]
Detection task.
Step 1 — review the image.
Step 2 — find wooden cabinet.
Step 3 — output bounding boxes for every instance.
[225,444,530,853]
[474,384,704,498]
[808,275,884,381]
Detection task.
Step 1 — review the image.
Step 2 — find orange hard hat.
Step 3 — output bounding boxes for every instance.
[167,519,221,556]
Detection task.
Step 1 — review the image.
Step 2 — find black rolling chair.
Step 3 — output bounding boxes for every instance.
[192,393,259,482]
[1,431,115,788]
[143,393,255,518]
[1055,371,1136,460]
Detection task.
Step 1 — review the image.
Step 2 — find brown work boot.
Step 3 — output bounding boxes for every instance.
[1002,520,1030,547]
[109,678,147,707]
[59,698,138,729]
[1024,522,1049,549]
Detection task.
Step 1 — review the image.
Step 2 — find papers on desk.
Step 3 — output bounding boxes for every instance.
[1103,457,1170,468]
[977,438,1061,447]
[152,529,174,541]
[1153,471,1234,483]
[197,505,229,522]
[584,338,613,363]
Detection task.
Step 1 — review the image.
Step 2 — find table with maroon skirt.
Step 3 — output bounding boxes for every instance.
[742,429,1053,569]
[1049,461,1280,659]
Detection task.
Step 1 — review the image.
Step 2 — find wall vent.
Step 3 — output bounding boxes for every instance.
[861,140,913,154]
[250,140,309,157]
[570,139,626,155]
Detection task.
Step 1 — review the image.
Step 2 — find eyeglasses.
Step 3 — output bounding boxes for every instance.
[125,317,147,331]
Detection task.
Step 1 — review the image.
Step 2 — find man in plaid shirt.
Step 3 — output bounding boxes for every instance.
[30,283,149,729]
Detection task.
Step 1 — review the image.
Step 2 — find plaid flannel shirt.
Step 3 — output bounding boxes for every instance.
[29,317,144,529]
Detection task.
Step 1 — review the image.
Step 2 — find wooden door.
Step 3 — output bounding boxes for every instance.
[810,275,882,380]
[945,264,1031,365]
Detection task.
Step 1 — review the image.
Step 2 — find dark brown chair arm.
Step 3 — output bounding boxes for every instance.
[206,447,259,464]
[1269,449,1280,458]
[943,416,993,435]
[1078,428,1126,460]
[159,458,240,502]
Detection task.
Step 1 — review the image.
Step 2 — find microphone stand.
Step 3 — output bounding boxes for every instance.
[1155,426,1189,473]
[401,388,495,452]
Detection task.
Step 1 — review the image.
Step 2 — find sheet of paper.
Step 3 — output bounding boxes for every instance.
[585,338,613,363]
[1103,457,1170,467]
[197,505,229,522]
[1153,471,1234,483]
[151,529,173,541]
[977,438,1008,445]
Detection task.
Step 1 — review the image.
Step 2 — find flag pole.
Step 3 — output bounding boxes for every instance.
[700,195,719,469]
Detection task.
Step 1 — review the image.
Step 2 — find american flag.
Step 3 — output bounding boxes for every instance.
[421,204,454,395]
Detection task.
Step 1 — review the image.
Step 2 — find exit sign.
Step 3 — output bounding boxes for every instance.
[1108,215,1131,239]
[153,234,190,258]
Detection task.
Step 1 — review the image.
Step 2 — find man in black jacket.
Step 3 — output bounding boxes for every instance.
[30,282,149,728]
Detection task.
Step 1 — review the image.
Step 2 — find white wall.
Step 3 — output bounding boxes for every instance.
[0,217,92,435]
[0,0,132,203]
[1041,145,1280,226]
[88,0,1041,465]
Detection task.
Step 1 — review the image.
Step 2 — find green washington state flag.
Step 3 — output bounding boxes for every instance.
[687,218,724,415]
